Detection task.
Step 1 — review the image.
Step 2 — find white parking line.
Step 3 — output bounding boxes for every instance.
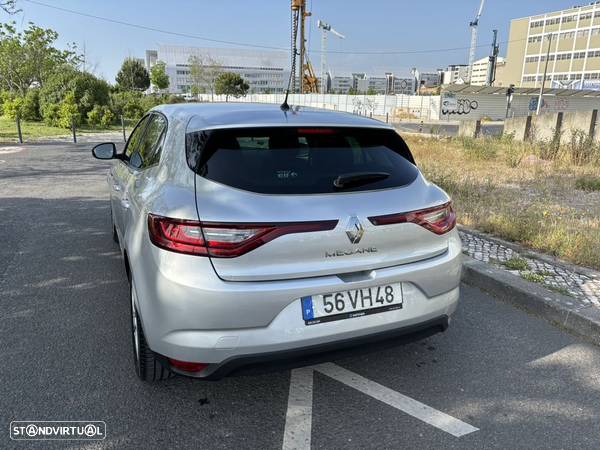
[282,363,478,449]
[315,363,479,437]
[282,367,314,450]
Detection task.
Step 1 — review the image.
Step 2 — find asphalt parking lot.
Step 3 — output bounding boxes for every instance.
[1,142,599,449]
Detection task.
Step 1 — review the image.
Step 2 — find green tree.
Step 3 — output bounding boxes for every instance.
[116,58,150,91]
[0,22,81,95]
[110,91,145,121]
[58,91,80,129]
[188,54,221,100]
[150,61,169,92]
[215,72,249,101]
[366,87,378,95]
[39,67,110,120]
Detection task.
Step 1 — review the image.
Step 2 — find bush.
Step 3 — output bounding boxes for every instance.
[58,92,80,129]
[0,90,10,115]
[2,95,23,120]
[567,130,599,166]
[460,136,497,160]
[41,103,60,126]
[21,89,41,121]
[110,91,145,122]
[87,104,103,127]
[39,67,110,120]
[100,106,115,127]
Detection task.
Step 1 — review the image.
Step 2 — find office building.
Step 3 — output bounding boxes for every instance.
[503,2,600,89]
[145,45,289,94]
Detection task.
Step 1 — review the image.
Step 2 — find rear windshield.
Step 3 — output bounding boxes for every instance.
[186,127,418,194]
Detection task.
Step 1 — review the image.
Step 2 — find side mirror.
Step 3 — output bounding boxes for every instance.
[92,142,117,160]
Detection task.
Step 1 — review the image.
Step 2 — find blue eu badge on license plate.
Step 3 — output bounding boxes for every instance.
[301,296,314,320]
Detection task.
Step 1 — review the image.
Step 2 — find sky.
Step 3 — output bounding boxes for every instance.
[3,0,580,82]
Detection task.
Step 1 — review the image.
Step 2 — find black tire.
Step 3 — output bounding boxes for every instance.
[130,282,172,382]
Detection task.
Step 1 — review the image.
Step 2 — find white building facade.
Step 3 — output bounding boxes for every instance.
[469,56,506,86]
[146,45,290,94]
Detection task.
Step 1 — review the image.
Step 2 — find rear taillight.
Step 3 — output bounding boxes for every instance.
[148,214,337,258]
[368,202,456,235]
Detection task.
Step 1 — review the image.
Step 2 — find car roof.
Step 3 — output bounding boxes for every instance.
[152,102,392,132]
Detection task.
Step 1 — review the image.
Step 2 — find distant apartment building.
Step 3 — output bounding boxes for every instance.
[469,56,506,86]
[418,72,441,88]
[330,73,416,94]
[145,45,289,94]
[503,2,600,89]
[440,64,469,85]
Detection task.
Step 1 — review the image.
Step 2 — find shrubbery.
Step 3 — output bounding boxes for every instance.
[57,92,80,129]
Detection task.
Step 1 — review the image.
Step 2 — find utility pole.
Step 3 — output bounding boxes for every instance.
[537,32,554,115]
[486,30,499,86]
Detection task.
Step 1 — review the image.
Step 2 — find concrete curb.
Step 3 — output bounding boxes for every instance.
[462,256,600,346]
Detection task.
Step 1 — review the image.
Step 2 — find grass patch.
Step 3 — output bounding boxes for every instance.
[406,134,600,270]
[575,176,600,192]
[0,116,123,143]
[503,257,529,271]
[521,272,545,283]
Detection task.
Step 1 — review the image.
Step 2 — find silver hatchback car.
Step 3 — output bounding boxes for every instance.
[92,103,461,381]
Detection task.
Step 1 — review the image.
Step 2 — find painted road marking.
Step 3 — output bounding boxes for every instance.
[282,367,313,450]
[282,363,478,449]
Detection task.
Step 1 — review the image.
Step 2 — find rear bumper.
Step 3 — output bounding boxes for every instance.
[130,229,462,375]
[185,315,450,380]
[149,285,459,379]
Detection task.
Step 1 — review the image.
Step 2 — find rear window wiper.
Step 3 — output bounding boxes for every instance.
[333,172,390,190]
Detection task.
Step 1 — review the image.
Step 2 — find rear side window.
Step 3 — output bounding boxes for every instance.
[186,127,418,194]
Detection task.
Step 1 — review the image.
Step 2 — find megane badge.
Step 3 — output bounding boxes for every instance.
[346,216,364,244]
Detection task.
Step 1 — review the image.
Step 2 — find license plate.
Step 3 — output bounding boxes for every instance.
[301,283,403,325]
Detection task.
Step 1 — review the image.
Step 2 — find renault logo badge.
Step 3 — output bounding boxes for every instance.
[346,216,364,244]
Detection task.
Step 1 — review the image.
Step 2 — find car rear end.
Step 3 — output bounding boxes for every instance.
[138,120,461,379]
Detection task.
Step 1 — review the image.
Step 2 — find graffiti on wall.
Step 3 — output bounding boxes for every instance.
[528,97,570,113]
[441,98,479,115]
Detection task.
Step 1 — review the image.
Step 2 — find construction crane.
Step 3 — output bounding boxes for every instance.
[317,20,345,94]
[291,0,319,93]
[468,0,486,83]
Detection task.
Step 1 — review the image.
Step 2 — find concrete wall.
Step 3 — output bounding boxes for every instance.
[530,113,562,142]
[504,116,531,141]
[194,92,600,125]
[458,120,482,138]
[440,91,600,121]
[504,110,600,143]
[560,110,597,145]
[195,93,441,120]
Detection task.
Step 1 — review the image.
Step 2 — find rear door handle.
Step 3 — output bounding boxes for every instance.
[112,184,121,192]
[120,196,130,209]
